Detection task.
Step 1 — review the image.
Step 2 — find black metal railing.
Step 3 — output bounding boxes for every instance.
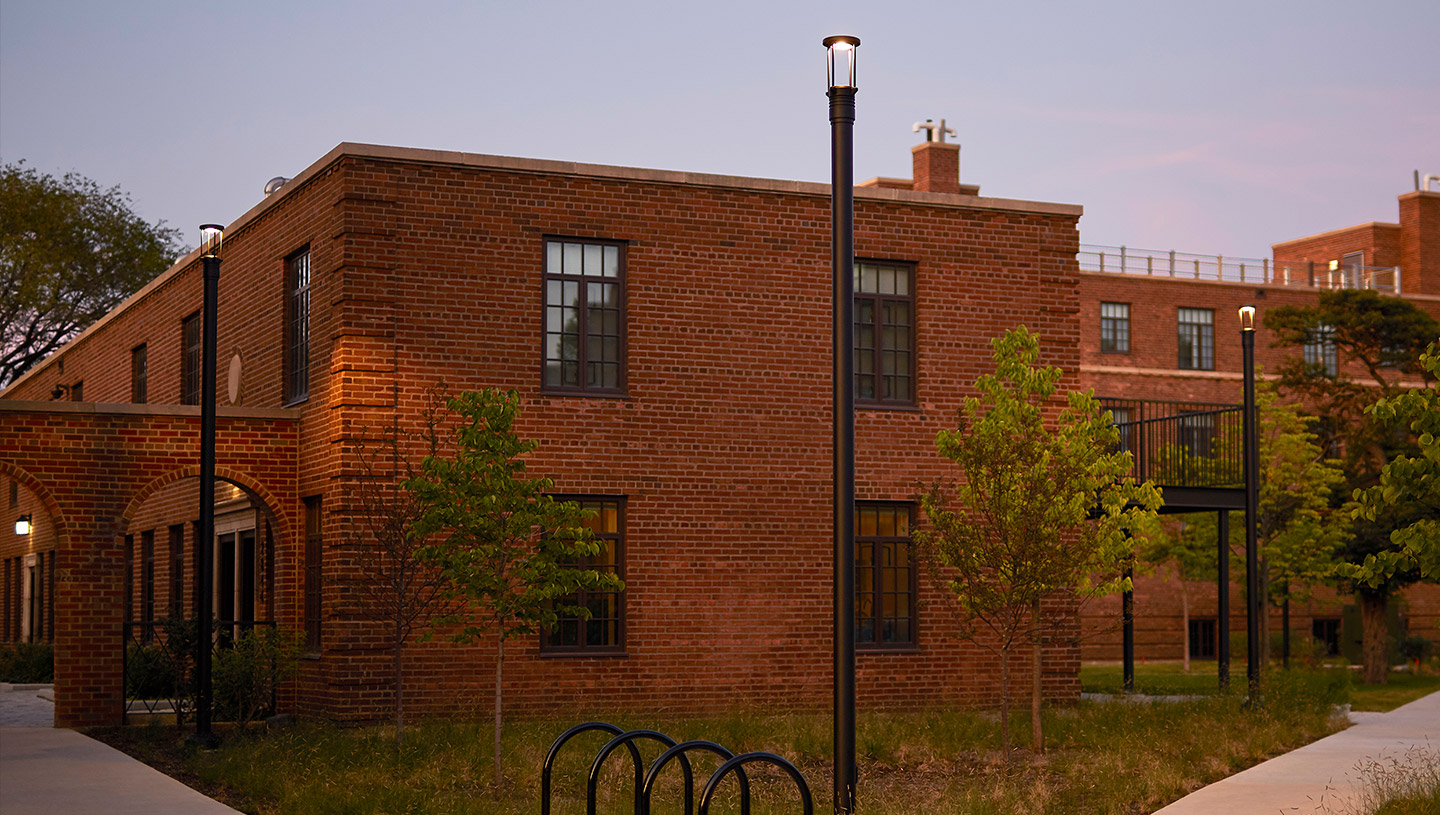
[122,618,276,725]
[543,721,812,815]
[1099,398,1243,489]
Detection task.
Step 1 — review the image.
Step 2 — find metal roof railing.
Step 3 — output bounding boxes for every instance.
[1079,243,1402,294]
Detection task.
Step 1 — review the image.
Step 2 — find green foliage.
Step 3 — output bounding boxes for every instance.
[0,642,54,683]
[0,162,185,386]
[212,626,304,728]
[1343,342,1440,589]
[915,326,1162,751]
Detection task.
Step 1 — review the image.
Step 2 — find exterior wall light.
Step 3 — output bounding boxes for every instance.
[15,514,32,536]
[200,224,224,259]
[1239,305,1256,331]
[824,35,860,90]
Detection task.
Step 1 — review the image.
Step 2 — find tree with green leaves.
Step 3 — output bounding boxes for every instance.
[915,326,1162,755]
[1,162,184,387]
[406,389,623,786]
[1134,514,1212,671]
[1267,290,1439,684]
[1342,342,1440,610]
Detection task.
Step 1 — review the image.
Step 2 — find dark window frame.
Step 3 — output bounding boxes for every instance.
[181,311,202,405]
[141,530,155,631]
[540,495,626,655]
[1188,618,1217,659]
[123,534,134,624]
[541,237,628,396]
[856,501,918,651]
[1177,307,1214,371]
[284,247,311,405]
[303,495,322,653]
[131,343,148,403]
[854,260,917,408]
[168,524,184,618]
[1099,301,1130,354]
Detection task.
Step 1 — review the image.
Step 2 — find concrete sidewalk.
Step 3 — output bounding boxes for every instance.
[1154,690,1440,814]
[0,685,241,815]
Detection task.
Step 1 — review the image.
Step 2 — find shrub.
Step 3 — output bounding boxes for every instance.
[1399,636,1432,663]
[213,626,303,728]
[0,642,53,683]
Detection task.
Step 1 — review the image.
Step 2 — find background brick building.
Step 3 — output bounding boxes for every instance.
[2,139,1090,725]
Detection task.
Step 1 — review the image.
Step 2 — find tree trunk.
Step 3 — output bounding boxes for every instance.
[1031,598,1043,755]
[1179,566,1190,672]
[394,617,405,752]
[1360,592,1390,685]
[999,645,1011,755]
[494,629,505,787]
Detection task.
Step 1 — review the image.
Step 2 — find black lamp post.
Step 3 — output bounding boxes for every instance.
[1240,305,1261,700]
[825,33,859,815]
[192,223,224,747]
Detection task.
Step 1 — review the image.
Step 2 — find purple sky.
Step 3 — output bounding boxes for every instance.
[3,1,1437,261]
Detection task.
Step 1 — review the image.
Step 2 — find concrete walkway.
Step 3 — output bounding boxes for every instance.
[1154,690,1440,814]
[0,684,241,815]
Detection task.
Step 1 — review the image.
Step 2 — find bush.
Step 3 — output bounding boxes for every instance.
[0,642,53,683]
[1399,636,1432,663]
[125,643,176,698]
[213,626,303,728]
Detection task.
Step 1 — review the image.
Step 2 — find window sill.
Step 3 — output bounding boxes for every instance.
[538,649,629,659]
[282,396,310,408]
[856,403,921,413]
[538,389,630,401]
[858,646,923,655]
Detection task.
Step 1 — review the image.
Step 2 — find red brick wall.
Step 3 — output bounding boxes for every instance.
[1400,192,1440,296]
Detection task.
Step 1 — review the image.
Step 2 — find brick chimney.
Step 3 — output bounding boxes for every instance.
[912,141,961,194]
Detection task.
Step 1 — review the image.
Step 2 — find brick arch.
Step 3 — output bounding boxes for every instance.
[119,465,294,547]
[0,459,69,550]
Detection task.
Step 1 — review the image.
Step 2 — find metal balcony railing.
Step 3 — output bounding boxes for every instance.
[1079,243,1402,294]
[1099,398,1243,489]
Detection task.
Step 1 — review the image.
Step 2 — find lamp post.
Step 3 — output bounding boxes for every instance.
[1240,305,1261,700]
[193,223,224,747]
[825,33,859,815]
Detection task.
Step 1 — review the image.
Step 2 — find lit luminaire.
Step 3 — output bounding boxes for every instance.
[14,514,32,536]
[199,224,224,259]
[1239,305,1256,332]
[824,35,860,90]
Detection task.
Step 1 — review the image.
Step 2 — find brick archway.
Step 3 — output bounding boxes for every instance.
[0,402,297,726]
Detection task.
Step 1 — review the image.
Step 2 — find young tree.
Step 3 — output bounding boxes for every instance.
[342,385,452,750]
[915,327,1161,755]
[1,162,184,386]
[1135,515,1212,671]
[1267,291,1439,683]
[1343,342,1440,605]
[406,388,623,786]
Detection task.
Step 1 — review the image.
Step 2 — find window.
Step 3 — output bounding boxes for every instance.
[141,530,155,629]
[542,238,625,394]
[856,502,916,649]
[1099,302,1130,353]
[854,261,915,406]
[9,480,17,508]
[303,496,322,652]
[1178,411,1217,459]
[541,497,625,653]
[1188,618,1217,659]
[124,534,134,623]
[1108,406,1135,455]
[131,344,148,403]
[70,381,83,401]
[1177,308,1214,370]
[181,311,201,405]
[1313,618,1341,656]
[168,524,184,617]
[1303,324,1338,376]
[284,248,311,404]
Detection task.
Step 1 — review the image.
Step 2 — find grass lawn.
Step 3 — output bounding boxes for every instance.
[1079,659,1440,712]
[90,670,1350,815]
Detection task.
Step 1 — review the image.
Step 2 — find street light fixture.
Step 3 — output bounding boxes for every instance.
[825,32,859,815]
[1240,305,1261,701]
[14,514,32,536]
[193,223,224,747]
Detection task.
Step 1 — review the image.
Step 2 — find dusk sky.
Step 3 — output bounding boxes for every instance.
[3,1,1436,262]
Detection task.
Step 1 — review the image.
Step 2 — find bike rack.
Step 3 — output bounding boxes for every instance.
[542,722,811,815]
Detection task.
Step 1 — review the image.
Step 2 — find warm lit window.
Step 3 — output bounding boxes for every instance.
[181,312,201,405]
[131,344,148,403]
[854,261,915,406]
[542,238,625,394]
[285,249,311,404]
[541,497,625,654]
[1100,302,1130,353]
[856,502,916,649]
[1177,308,1214,371]
[1303,324,1338,376]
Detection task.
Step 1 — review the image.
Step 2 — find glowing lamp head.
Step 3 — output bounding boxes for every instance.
[1239,305,1256,331]
[199,224,225,259]
[824,35,860,89]
[14,514,31,536]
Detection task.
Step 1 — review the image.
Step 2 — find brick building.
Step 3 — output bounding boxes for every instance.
[1075,187,1440,662]
[1,139,1092,727]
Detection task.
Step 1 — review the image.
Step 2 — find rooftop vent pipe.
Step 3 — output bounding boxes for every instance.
[264,176,290,196]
